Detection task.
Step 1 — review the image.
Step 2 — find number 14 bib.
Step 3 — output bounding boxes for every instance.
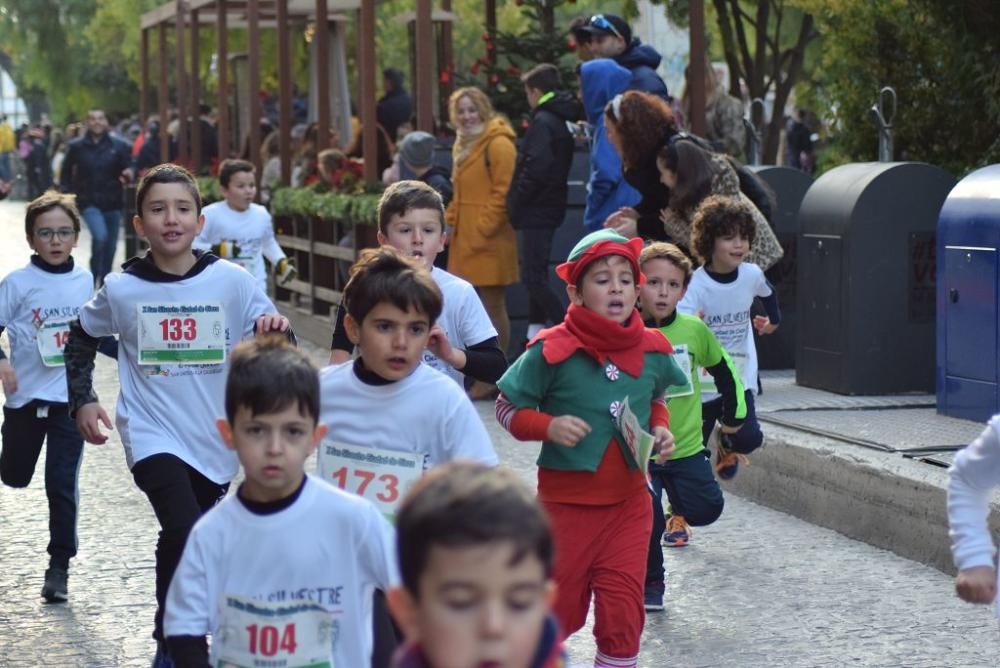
[137,303,227,365]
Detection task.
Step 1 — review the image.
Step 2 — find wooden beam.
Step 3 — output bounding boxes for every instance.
[216,0,229,160]
[315,0,331,151]
[190,7,202,172]
[485,0,497,65]
[140,29,150,128]
[158,22,170,163]
[360,0,377,182]
[277,0,293,184]
[441,0,453,123]
[248,0,262,177]
[689,0,706,137]
[176,0,189,164]
[414,0,434,133]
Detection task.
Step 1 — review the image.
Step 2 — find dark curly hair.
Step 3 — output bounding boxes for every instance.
[690,195,758,265]
[604,91,679,170]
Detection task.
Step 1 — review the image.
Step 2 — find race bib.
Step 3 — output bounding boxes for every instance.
[665,344,694,399]
[212,595,334,668]
[36,319,72,367]
[698,353,748,395]
[137,303,227,365]
[318,442,424,519]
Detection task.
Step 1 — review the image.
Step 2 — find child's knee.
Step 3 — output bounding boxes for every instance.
[686,495,724,526]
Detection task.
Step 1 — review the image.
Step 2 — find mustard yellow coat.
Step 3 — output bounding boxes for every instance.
[446,118,520,287]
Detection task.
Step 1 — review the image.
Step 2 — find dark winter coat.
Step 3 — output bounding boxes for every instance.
[60,132,133,211]
[506,91,580,229]
[419,164,454,208]
[616,40,670,102]
[376,69,413,143]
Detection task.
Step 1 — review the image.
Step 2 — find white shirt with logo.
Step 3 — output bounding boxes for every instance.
[194,201,287,292]
[424,267,498,386]
[0,260,94,409]
[678,263,772,400]
[78,259,276,483]
[164,476,398,667]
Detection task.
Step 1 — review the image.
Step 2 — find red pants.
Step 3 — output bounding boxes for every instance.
[544,490,652,663]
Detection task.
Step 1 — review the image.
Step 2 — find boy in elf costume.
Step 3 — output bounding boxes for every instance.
[495,229,686,668]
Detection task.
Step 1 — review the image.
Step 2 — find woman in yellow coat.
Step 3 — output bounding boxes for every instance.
[446,87,519,368]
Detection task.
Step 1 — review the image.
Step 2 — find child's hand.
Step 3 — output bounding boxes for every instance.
[652,426,676,463]
[426,325,465,369]
[256,314,290,335]
[76,403,113,445]
[547,415,591,447]
[956,565,997,604]
[753,316,778,335]
[0,359,18,396]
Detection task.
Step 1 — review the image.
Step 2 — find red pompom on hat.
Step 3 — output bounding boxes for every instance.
[555,229,645,287]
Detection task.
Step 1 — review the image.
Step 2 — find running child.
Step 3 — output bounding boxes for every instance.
[678,195,779,480]
[948,414,1000,610]
[164,337,397,667]
[0,191,116,602]
[318,246,496,518]
[63,163,292,664]
[193,158,295,291]
[638,241,745,611]
[496,229,686,668]
[329,180,506,390]
[388,461,566,668]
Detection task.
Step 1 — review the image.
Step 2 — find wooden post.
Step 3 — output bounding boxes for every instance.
[175,0,189,164]
[248,0,262,175]
[485,0,497,65]
[140,28,149,129]
[415,0,434,133]
[158,22,170,163]
[360,0,377,182]
[689,0,706,136]
[190,7,202,172]
[315,0,331,151]
[441,0,453,124]
[277,0,292,184]
[216,0,229,161]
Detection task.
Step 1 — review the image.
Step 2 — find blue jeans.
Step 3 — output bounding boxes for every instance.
[0,152,11,181]
[81,207,122,286]
[1,401,85,570]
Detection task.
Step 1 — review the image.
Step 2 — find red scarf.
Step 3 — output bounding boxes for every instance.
[531,303,673,378]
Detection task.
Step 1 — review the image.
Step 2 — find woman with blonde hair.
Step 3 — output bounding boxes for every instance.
[446,86,518,397]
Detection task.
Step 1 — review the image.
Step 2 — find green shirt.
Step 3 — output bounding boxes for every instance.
[654,312,746,460]
[498,341,687,472]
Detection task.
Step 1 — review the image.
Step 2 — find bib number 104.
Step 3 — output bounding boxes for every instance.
[245,623,297,656]
[330,467,400,504]
[159,318,197,342]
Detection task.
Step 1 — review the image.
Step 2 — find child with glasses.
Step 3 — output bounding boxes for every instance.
[0,191,116,602]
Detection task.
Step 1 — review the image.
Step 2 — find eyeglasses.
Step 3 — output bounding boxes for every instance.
[35,228,76,242]
[590,14,623,40]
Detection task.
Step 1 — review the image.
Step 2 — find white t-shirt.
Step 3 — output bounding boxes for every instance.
[678,263,772,400]
[0,260,95,409]
[78,258,277,483]
[194,201,286,292]
[425,266,498,386]
[164,476,398,667]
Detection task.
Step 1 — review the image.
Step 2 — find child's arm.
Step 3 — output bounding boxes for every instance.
[753,276,781,335]
[427,329,507,383]
[496,393,591,447]
[949,416,1000,603]
[703,340,748,432]
[0,347,16,396]
[329,305,353,364]
[164,531,212,665]
[64,319,113,444]
[649,397,676,463]
[260,215,288,266]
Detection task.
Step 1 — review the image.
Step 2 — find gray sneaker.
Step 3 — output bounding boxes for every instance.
[41,567,68,603]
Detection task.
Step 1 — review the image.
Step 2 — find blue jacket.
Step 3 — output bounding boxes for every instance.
[616,40,670,102]
[581,59,641,231]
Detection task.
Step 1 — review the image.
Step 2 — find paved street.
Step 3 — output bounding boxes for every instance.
[1,198,999,666]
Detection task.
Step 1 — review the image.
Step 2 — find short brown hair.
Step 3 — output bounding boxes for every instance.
[395,462,553,597]
[218,158,256,188]
[376,180,445,235]
[689,195,757,265]
[640,241,693,286]
[225,336,319,424]
[342,246,443,326]
[136,163,202,215]
[521,63,561,93]
[25,191,81,237]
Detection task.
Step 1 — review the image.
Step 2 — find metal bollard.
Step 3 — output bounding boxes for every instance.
[869,86,896,163]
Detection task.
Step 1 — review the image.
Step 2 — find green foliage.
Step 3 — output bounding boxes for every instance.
[794,0,1000,176]
[196,176,221,205]
[270,187,382,227]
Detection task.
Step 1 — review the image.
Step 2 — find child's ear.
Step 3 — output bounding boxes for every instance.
[566,284,583,306]
[386,587,419,641]
[543,579,558,609]
[376,230,387,245]
[311,423,328,452]
[344,313,361,346]
[195,212,206,235]
[132,214,145,239]
[216,418,235,451]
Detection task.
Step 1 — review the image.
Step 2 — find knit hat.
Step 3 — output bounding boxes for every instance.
[556,229,645,286]
[398,131,435,169]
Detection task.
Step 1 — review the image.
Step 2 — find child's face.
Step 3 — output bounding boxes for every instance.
[222,170,257,212]
[656,158,677,189]
[377,209,445,272]
[567,254,638,324]
[390,542,555,668]
[133,182,204,263]
[217,402,326,503]
[345,302,431,381]
[28,209,78,266]
[640,258,687,322]
[710,231,750,273]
